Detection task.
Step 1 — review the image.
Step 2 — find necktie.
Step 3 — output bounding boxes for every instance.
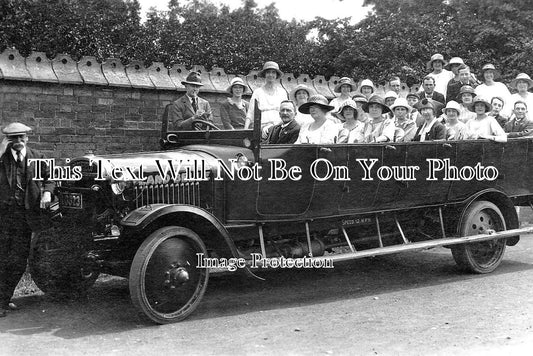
[16,151,23,169]
[192,98,198,113]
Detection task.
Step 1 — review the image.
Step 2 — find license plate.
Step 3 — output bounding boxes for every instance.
[60,192,83,209]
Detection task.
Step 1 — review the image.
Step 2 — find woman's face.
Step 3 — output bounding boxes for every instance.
[474,102,487,114]
[432,61,443,71]
[394,106,408,119]
[264,69,278,82]
[342,107,356,120]
[407,96,418,107]
[309,105,326,120]
[340,84,352,95]
[483,70,494,82]
[368,103,383,118]
[361,86,373,95]
[295,90,309,104]
[445,109,459,121]
[461,93,473,104]
[385,97,396,107]
[421,107,434,121]
[517,80,529,92]
[232,85,244,97]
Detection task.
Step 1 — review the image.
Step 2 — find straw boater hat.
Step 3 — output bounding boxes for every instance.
[289,84,315,102]
[444,101,461,115]
[510,73,533,90]
[336,99,359,120]
[334,77,357,93]
[444,57,465,70]
[181,71,203,86]
[1,122,32,136]
[226,77,251,95]
[359,79,375,93]
[426,53,447,70]
[258,61,283,78]
[352,93,368,103]
[389,98,412,113]
[480,64,501,80]
[456,85,476,101]
[298,94,334,114]
[362,95,391,114]
[468,96,492,113]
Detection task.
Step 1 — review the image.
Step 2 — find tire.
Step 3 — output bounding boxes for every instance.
[129,226,209,324]
[451,201,507,274]
[29,231,99,298]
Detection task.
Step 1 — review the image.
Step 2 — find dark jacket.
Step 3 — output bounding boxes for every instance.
[504,117,533,138]
[0,146,55,211]
[167,94,212,130]
[413,120,446,141]
[417,90,445,106]
[265,120,300,144]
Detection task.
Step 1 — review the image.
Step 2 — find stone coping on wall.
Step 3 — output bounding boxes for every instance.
[0,48,418,98]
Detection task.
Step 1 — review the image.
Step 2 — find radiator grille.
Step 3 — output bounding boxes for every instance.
[133,182,201,208]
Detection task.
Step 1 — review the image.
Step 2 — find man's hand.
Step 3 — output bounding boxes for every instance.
[0,137,9,156]
[40,191,52,209]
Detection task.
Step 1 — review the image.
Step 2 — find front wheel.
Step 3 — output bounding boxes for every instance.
[451,201,507,274]
[129,226,209,324]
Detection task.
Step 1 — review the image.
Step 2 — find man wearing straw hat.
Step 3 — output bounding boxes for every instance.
[168,71,213,130]
[0,123,54,317]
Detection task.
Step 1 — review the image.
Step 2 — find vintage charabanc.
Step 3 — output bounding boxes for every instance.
[30,117,533,324]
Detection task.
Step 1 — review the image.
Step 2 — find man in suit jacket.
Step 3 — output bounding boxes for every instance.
[167,71,213,131]
[0,123,54,317]
[265,100,300,144]
[504,101,533,138]
[418,76,446,105]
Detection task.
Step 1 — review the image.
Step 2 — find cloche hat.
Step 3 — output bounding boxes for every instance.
[289,84,315,102]
[336,99,359,120]
[510,73,533,90]
[444,100,461,115]
[426,53,447,70]
[359,79,375,93]
[468,96,492,113]
[390,97,412,112]
[362,95,391,114]
[258,61,283,78]
[445,57,465,70]
[226,77,251,95]
[334,77,357,93]
[298,94,334,114]
[480,64,501,81]
[457,85,476,101]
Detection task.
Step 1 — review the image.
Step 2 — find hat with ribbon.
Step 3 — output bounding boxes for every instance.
[352,93,368,103]
[362,95,391,114]
[510,73,533,90]
[258,61,283,78]
[289,84,315,102]
[226,77,251,95]
[334,77,357,93]
[480,64,501,81]
[468,96,492,113]
[298,94,334,114]
[444,57,465,70]
[181,71,203,86]
[426,53,448,70]
[336,99,359,120]
[1,122,32,136]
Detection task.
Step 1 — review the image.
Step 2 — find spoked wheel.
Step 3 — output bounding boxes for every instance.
[451,201,507,274]
[129,226,209,324]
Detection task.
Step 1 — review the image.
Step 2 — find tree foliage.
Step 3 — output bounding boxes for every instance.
[1,0,533,82]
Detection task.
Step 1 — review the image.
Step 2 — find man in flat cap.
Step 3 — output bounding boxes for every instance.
[167,71,213,130]
[0,123,54,317]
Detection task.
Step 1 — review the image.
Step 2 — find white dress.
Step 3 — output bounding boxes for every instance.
[428,69,454,98]
[247,85,288,133]
[475,82,512,116]
[295,120,339,144]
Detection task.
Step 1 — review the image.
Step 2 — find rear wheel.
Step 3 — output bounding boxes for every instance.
[451,201,506,274]
[129,226,209,324]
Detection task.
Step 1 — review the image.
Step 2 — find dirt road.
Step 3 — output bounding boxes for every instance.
[1,233,533,356]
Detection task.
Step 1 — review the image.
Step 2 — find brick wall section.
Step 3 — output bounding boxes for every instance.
[0,80,231,159]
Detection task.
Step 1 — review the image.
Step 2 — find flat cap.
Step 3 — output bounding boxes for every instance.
[1,122,32,136]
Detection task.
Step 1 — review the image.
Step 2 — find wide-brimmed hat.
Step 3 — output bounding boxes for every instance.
[444,100,461,115]
[1,122,32,136]
[510,73,533,90]
[457,85,476,100]
[289,84,314,102]
[359,79,375,92]
[336,99,359,120]
[226,77,251,95]
[445,57,465,70]
[384,91,398,100]
[390,98,412,112]
[298,94,334,114]
[362,95,391,114]
[426,53,447,70]
[181,71,203,86]
[334,77,357,93]
[468,96,492,113]
[352,93,368,103]
[258,61,283,78]
[480,64,501,81]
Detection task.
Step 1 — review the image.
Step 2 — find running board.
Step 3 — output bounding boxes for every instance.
[209,226,533,273]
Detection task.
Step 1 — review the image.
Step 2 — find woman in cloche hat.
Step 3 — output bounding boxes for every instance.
[220,77,250,130]
[336,99,365,143]
[465,96,507,142]
[443,100,471,140]
[510,73,533,113]
[289,84,315,126]
[474,64,512,117]
[244,61,288,136]
[426,53,454,99]
[295,94,339,144]
[390,98,417,142]
[330,77,357,112]
[361,95,395,143]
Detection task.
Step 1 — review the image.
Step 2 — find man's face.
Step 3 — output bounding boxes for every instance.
[389,80,401,94]
[368,103,383,118]
[394,106,408,119]
[185,83,201,98]
[459,69,470,84]
[514,103,527,119]
[491,99,504,114]
[279,102,295,123]
[423,79,435,93]
[474,102,487,114]
[8,134,28,151]
[421,107,434,121]
[407,96,418,107]
[461,93,473,104]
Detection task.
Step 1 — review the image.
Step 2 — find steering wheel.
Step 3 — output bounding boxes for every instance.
[191,119,220,131]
